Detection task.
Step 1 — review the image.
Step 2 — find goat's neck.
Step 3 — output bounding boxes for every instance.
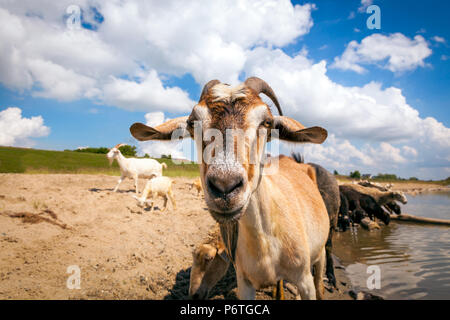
[378,192,393,203]
[239,176,274,239]
[115,151,129,169]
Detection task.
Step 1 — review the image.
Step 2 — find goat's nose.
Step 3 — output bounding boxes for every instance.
[207,174,244,198]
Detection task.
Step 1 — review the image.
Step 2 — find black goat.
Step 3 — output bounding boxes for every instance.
[339,185,390,225]
[338,192,351,231]
[384,201,401,215]
[292,153,340,288]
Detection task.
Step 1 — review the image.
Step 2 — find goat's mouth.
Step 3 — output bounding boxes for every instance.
[207,194,250,223]
[209,206,245,223]
[204,177,250,223]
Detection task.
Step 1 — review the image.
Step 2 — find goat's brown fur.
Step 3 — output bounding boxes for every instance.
[130,78,329,300]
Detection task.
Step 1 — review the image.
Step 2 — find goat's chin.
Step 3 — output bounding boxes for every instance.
[207,195,250,224]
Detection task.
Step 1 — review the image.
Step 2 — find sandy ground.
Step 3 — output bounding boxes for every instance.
[0,174,351,300]
[337,179,450,195]
[390,182,450,195]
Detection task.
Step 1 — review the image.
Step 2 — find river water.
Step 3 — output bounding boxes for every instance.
[333,191,450,299]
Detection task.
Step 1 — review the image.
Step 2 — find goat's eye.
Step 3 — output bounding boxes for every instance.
[261,118,273,128]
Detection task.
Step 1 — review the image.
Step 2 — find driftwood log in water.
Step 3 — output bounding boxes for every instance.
[390,213,450,226]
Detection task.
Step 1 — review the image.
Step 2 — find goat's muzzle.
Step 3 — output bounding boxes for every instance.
[204,169,248,222]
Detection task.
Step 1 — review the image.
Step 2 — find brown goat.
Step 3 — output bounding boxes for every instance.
[131,77,329,299]
[190,177,203,196]
[189,225,230,299]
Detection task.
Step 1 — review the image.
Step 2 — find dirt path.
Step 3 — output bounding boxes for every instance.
[0,174,351,300]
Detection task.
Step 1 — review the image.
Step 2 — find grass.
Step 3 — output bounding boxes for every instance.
[0,146,199,177]
[1,146,447,183]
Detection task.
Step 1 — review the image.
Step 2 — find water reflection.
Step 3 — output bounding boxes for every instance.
[334,192,450,300]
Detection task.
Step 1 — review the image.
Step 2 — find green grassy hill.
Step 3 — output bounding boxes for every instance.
[0,146,199,177]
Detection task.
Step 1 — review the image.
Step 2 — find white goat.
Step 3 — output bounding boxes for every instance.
[106,143,167,194]
[133,176,176,212]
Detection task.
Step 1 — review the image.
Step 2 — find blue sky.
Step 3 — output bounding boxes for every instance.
[0,0,449,179]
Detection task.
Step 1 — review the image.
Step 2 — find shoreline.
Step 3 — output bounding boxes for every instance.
[337,178,450,195]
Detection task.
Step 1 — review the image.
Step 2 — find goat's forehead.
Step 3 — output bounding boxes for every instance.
[210,83,247,104]
[192,100,269,124]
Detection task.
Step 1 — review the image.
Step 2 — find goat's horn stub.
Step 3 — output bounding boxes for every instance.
[244,77,283,116]
[114,143,126,149]
[199,79,220,102]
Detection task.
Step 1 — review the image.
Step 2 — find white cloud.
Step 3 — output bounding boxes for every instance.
[0,0,314,107]
[331,33,432,73]
[144,112,166,128]
[245,47,423,141]
[96,0,314,85]
[27,59,97,101]
[296,136,447,179]
[138,112,187,159]
[0,8,33,91]
[244,47,450,179]
[366,142,407,164]
[358,0,374,13]
[294,134,375,171]
[432,36,446,44]
[101,70,195,112]
[416,28,426,34]
[0,2,448,179]
[402,146,418,157]
[0,107,50,147]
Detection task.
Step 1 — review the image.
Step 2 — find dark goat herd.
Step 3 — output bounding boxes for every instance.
[291,153,407,289]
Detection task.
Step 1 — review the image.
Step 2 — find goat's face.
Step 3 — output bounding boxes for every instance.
[187,84,277,221]
[189,244,228,299]
[107,144,126,165]
[393,191,407,204]
[130,78,328,222]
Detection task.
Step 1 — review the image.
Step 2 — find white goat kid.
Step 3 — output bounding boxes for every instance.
[106,143,167,194]
[133,176,177,212]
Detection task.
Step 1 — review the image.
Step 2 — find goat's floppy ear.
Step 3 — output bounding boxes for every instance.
[273,116,327,144]
[130,116,189,141]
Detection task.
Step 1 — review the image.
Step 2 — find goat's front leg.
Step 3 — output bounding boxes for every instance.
[149,194,156,213]
[295,266,317,300]
[325,229,337,289]
[161,195,168,212]
[134,174,139,194]
[313,248,326,300]
[168,189,177,210]
[272,280,285,300]
[236,266,255,299]
[113,175,124,192]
